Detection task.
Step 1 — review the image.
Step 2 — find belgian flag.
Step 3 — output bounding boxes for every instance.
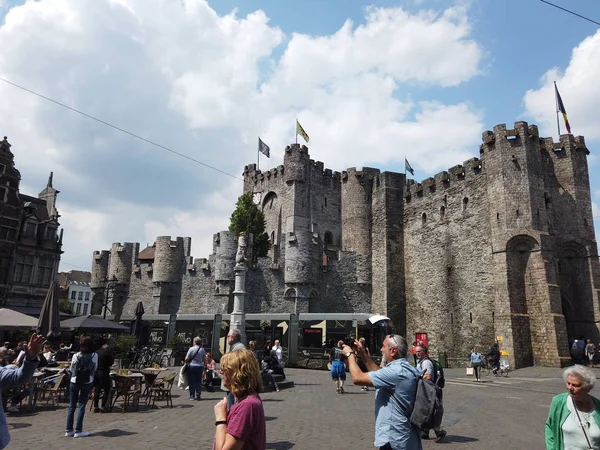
[555,84,572,134]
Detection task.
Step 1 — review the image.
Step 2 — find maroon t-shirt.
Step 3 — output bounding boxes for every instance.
[226,394,266,450]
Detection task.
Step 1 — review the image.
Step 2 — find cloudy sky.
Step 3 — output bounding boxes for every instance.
[0,0,599,271]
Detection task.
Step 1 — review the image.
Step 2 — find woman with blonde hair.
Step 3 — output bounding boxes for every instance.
[213,349,266,450]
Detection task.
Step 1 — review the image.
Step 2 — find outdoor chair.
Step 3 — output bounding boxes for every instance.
[38,374,65,407]
[111,375,141,413]
[146,372,176,409]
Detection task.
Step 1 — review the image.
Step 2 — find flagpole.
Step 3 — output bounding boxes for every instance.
[295,119,298,144]
[554,81,561,137]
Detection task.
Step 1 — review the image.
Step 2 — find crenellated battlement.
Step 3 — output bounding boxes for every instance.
[479,121,589,159]
[405,157,482,199]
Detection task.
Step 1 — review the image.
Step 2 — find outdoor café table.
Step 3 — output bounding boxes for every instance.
[110,371,144,391]
[43,366,67,374]
[137,368,167,397]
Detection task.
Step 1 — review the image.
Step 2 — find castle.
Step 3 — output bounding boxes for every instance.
[90,121,600,368]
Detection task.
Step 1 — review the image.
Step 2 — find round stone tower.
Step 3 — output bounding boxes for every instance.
[284,218,319,285]
[153,236,184,283]
[108,242,135,285]
[214,231,237,295]
[90,250,109,288]
[341,167,378,284]
[283,144,309,184]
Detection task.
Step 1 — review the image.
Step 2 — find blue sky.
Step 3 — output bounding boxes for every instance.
[0,0,599,270]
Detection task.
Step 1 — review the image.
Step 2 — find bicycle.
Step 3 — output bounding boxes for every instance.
[478,356,491,377]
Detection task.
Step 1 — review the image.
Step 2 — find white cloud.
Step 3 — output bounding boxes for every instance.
[0,0,484,270]
[523,30,600,141]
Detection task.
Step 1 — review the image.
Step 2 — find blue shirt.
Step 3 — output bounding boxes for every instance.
[369,358,422,450]
[0,359,38,449]
[185,345,206,366]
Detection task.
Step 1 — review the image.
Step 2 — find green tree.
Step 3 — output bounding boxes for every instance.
[58,297,73,315]
[229,192,270,262]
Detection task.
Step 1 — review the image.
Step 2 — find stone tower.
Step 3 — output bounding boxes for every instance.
[281,144,320,312]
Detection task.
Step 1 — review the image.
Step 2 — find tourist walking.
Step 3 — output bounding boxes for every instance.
[585,340,596,368]
[545,364,600,449]
[329,340,346,394]
[93,342,114,413]
[272,340,283,367]
[222,329,246,409]
[343,335,422,449]
[65,336,97,438]
[185,337,206,401]
[0,333,44,449]
[469,347,483,382]
[213,349,266,450]
[415,345,447,441]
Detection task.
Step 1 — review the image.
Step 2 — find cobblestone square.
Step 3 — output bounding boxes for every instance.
[5,366,569,449]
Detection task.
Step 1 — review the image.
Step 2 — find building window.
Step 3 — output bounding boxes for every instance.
[71,290,76,300]
[14,254,34,283]
[45,227,57,241]
[0,248,9,284]
[324,232,333,246]
[83,304,88,315]
[35,255,54,286]
[76,303,82,315]
[440,206,445,220]
[78,291,83,301]
[463,197,469,211]
[23,222,37,238]
[0,218,18,241]
[422,213,427,225]
[85,292,90,301]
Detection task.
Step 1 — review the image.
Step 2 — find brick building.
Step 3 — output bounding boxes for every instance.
[0,137,63,312]
[90,122,599,368]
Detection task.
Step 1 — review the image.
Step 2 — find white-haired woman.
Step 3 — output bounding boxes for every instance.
[185,337,206,401]
[545,364,600,449]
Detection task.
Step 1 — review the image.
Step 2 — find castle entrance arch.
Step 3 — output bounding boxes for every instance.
[505,235,537,368]
[560,291,576,342]
[557,241,594,341]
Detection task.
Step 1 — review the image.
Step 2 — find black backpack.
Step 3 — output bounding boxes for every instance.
[429,358,445,389]
[75,353,94,385]
[410,375,444,431]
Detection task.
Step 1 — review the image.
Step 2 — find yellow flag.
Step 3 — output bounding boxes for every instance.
[296,120,310,143]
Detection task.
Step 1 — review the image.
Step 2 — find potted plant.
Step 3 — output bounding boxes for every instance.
[166,334,184,366]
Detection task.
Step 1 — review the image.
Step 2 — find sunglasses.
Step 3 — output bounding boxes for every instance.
[388,335,399,348]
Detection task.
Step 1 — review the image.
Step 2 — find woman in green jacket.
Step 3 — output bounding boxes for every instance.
[545,365,600,449]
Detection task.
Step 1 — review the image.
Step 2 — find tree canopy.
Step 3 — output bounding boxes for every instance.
[229,192,270,261]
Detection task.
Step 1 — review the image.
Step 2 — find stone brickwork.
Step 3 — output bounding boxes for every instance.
[91,121,600,368]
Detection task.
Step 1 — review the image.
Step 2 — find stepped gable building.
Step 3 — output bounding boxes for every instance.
[91,121,600,368]
[0,137,63,311]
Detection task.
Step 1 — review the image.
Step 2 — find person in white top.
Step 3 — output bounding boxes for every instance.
[272,340,283,366]
[65,336,98,438]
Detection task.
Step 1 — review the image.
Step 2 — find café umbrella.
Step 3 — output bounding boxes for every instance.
[131,301,145,346]
[60,315,129,334]
[37,281,62,341]
[0,308,38,329]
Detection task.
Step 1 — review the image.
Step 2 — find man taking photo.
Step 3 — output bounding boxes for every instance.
[343,335,422,450]
[0,333,45,449]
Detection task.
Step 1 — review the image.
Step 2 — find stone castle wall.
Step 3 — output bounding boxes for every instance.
[91,121,600,368]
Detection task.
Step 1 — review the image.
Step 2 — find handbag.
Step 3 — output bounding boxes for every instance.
[183,347,201,373]
[466,367,474,376]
